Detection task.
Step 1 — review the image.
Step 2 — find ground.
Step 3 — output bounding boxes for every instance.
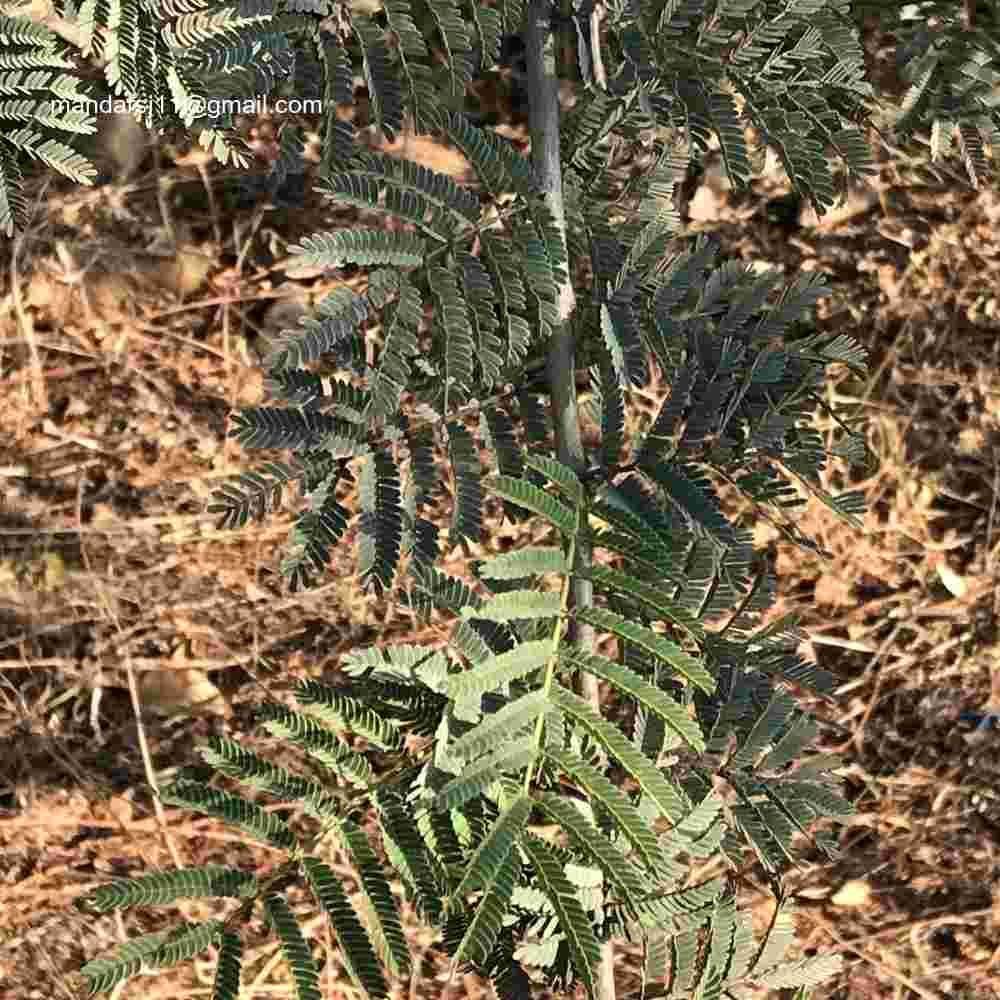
[2,110,1000,1000]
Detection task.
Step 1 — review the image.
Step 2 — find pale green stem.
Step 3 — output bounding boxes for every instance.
[524,526,577,794]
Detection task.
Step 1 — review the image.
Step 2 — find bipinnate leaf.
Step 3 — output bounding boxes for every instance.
[158,781,297,851]
[451,794,532,900]
[575,606,716,694]
[265,892,322,1000]
[75,866,257,914]
[302,856,389,998]
[212,930,243,1000]
[520,836,601,1000]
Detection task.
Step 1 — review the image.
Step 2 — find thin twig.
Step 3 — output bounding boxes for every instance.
[122,650,184,870]
[0,656,257,671]
[142,287,311,320]
[198,160,223,246]
[10,224,49,415]
[154,142,177,244]
[589,3,607,90]
[808,911,945,1000]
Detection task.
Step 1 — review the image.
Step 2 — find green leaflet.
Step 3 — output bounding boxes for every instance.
[212,930,243,1000]
[562,649,706,752]
[75,866,256,914]
[450,690,549,761]
[291,229,425,269]
[450,793,532,900]
[296,679,404,751]
[265,893,322,1000]
[476,545,568,580]
[523,453,583,503]
[487,475,577,535]
[699,886,739,998]
[520,836,601,1000]
[755,955,845,991]
[302,856,389,999]
[575,606,716,694]
[158,781,297,852]
[445,639,552,702]
[587,564,705,642]
[549,684,690,826]
[79,922,224,996]
[374,788,443,923]
[545,747,663,873]
[533,792,647,909]
[324,816,411,977]
[199,736,340,821]
[460,589,562,622]
[630,877,724,934]
[434,738,538,811]
[257,704,374,788]
[454,852,522,968]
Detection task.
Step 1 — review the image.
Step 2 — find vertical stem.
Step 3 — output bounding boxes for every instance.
[525,0,575,328]
[524,4,613,998]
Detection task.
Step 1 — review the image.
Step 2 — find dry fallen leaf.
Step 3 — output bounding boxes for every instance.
[42,552,66,591]
[157,248,214,297]
[831,879,872,908]
[106,794,134,825]
[936,563,968,599]
[139,662,229,717]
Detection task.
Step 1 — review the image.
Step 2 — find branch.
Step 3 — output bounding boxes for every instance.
[524,3,614,997]
[524,0,595,701]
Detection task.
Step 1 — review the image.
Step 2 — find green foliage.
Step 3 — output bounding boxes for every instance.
[0,14,97,234]
[74,456,860,995]
[3,0,996,234]
[75,865,257,913]
[58,0,980,997]
[856,0,1000,185]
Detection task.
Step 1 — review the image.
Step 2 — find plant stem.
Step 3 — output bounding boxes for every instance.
[524,3,612,997]
[525,529,577,794]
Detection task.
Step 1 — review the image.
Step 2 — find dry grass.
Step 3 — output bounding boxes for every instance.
[3,114,1000,1000]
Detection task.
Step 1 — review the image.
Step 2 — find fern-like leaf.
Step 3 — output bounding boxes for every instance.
[265,892,322,1000]
[450,690,549,762]
[358,449,403,596]
[296,679,404,751]
[75,866,256,914]
[519,835,601,1000]
[454,851,522,968]
[433,738,538,810]
[291,230,425,271]
[374,788,443,923]
[562,650,705,751]
[257,703,374,787]
[550,684,689,825]
[452,793,532,901]
[461,589,562,623]
[212,929,243,1000]
[447,421,484,546]
[534,792,646,910]
[488,476,577,536]
[79,922,223,996]
[324,815,411,976]
[446,639,551,702]
[575,606,715,694]
[302,856,389,999]
[545,747,663,872]
[159,781,297,851]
